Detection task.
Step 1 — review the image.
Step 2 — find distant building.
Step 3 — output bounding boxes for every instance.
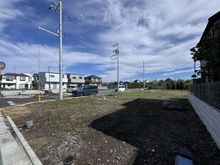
[159,80,164,84]
[1,72,103,91]
[164,78,173,83]
[66,73,85,87]
[85,75,102,88]
[39,72,68,90]
[1,73,31,89]
[33,73,39,80]
[133,79,141,83]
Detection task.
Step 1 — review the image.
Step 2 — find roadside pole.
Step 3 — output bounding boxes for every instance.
[112,43,120,91]
[39,1,63,100]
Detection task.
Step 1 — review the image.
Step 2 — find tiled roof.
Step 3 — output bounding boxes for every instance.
[85,75,101,79]
[200,11,220,41]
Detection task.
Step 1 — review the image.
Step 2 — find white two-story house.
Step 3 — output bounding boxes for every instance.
[1,73,31,89]
[39,72,68,91]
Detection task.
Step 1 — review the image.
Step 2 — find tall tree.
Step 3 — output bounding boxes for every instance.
[191,35,220,82]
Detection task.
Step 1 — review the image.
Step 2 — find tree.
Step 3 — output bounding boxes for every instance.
[179,81,184,89]
[191,33,220,82]
[32,77,38,89]
[166,83,170,89]
[176,82,180,89]
[171,83,175,90]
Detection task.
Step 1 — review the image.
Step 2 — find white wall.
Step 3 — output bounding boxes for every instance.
[188,92,220,149]
[39,72,68,90]
[1,75,31,89]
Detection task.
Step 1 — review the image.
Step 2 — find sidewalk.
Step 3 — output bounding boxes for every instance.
[0,113,42,165]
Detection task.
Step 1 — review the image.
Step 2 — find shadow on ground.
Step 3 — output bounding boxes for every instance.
[89,98,220,165]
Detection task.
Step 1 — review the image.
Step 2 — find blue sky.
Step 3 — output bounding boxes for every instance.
[0,0,219,82]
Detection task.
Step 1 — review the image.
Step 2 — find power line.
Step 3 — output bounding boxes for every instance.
[171,61,193,70]
[49,38,60,68]
[28,0,50,8]
[63,32,110,57]
[27,1,114,45]
[1,1,114,45]
[64,32,96,49]
[0,10,39,26]
[63,9,115,45]
[0,10,56,32]
[0,7,112,55]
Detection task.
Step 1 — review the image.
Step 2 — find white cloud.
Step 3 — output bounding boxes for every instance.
[0,0,24,31]
[1,0,220,82]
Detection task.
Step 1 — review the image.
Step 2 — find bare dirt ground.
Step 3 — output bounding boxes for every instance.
[2,90,220,165]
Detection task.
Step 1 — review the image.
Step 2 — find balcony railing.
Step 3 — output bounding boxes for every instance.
[86,80,102,84]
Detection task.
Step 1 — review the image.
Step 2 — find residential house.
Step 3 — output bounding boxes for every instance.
[133,79,141,83]
[164,78,173,83]
[66,73,85,87]
[1,73,31,89]
[152,79,159,84]
[85,75,102,88]
[39,72,68,91]
[33,73,39,80]
[198,11,220,82]
[145,79,150,83]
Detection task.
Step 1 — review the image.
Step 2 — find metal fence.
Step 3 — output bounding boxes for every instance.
[188,81,220,109]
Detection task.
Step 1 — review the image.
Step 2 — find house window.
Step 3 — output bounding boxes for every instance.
[72,76,76,79]
[19,84,25,89]
[50,75,55,78]
[79,76,82,79]
[6,76,13,81]
[20,76,26,81]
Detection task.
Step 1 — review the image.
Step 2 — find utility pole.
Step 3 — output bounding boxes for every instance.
[38,52,41,102]
[58,1,63,100]
[48,66,51,92]
[112,43,119,91]
[39,1,63,100]
[143,61,145,89]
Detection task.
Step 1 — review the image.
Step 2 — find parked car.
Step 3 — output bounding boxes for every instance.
[67,85,78,93]
[115,85,125,92]
[72,85,98,96]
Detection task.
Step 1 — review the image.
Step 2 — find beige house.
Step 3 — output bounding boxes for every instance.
[85,75,102,88]
[66,73,85,86]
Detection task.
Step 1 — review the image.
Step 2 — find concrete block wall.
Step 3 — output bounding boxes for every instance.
[188,93,220,149]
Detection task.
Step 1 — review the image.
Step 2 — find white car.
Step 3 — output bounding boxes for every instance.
[115,85,125,92]
[67,85,78,93]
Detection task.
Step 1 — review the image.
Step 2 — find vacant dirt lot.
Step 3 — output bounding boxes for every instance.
[2,90,220,165]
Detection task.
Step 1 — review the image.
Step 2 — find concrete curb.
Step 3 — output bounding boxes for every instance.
[6,116,42,165]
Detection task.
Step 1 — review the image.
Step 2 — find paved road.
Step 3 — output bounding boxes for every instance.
[0,95,67,109]
[0,89,114,109]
